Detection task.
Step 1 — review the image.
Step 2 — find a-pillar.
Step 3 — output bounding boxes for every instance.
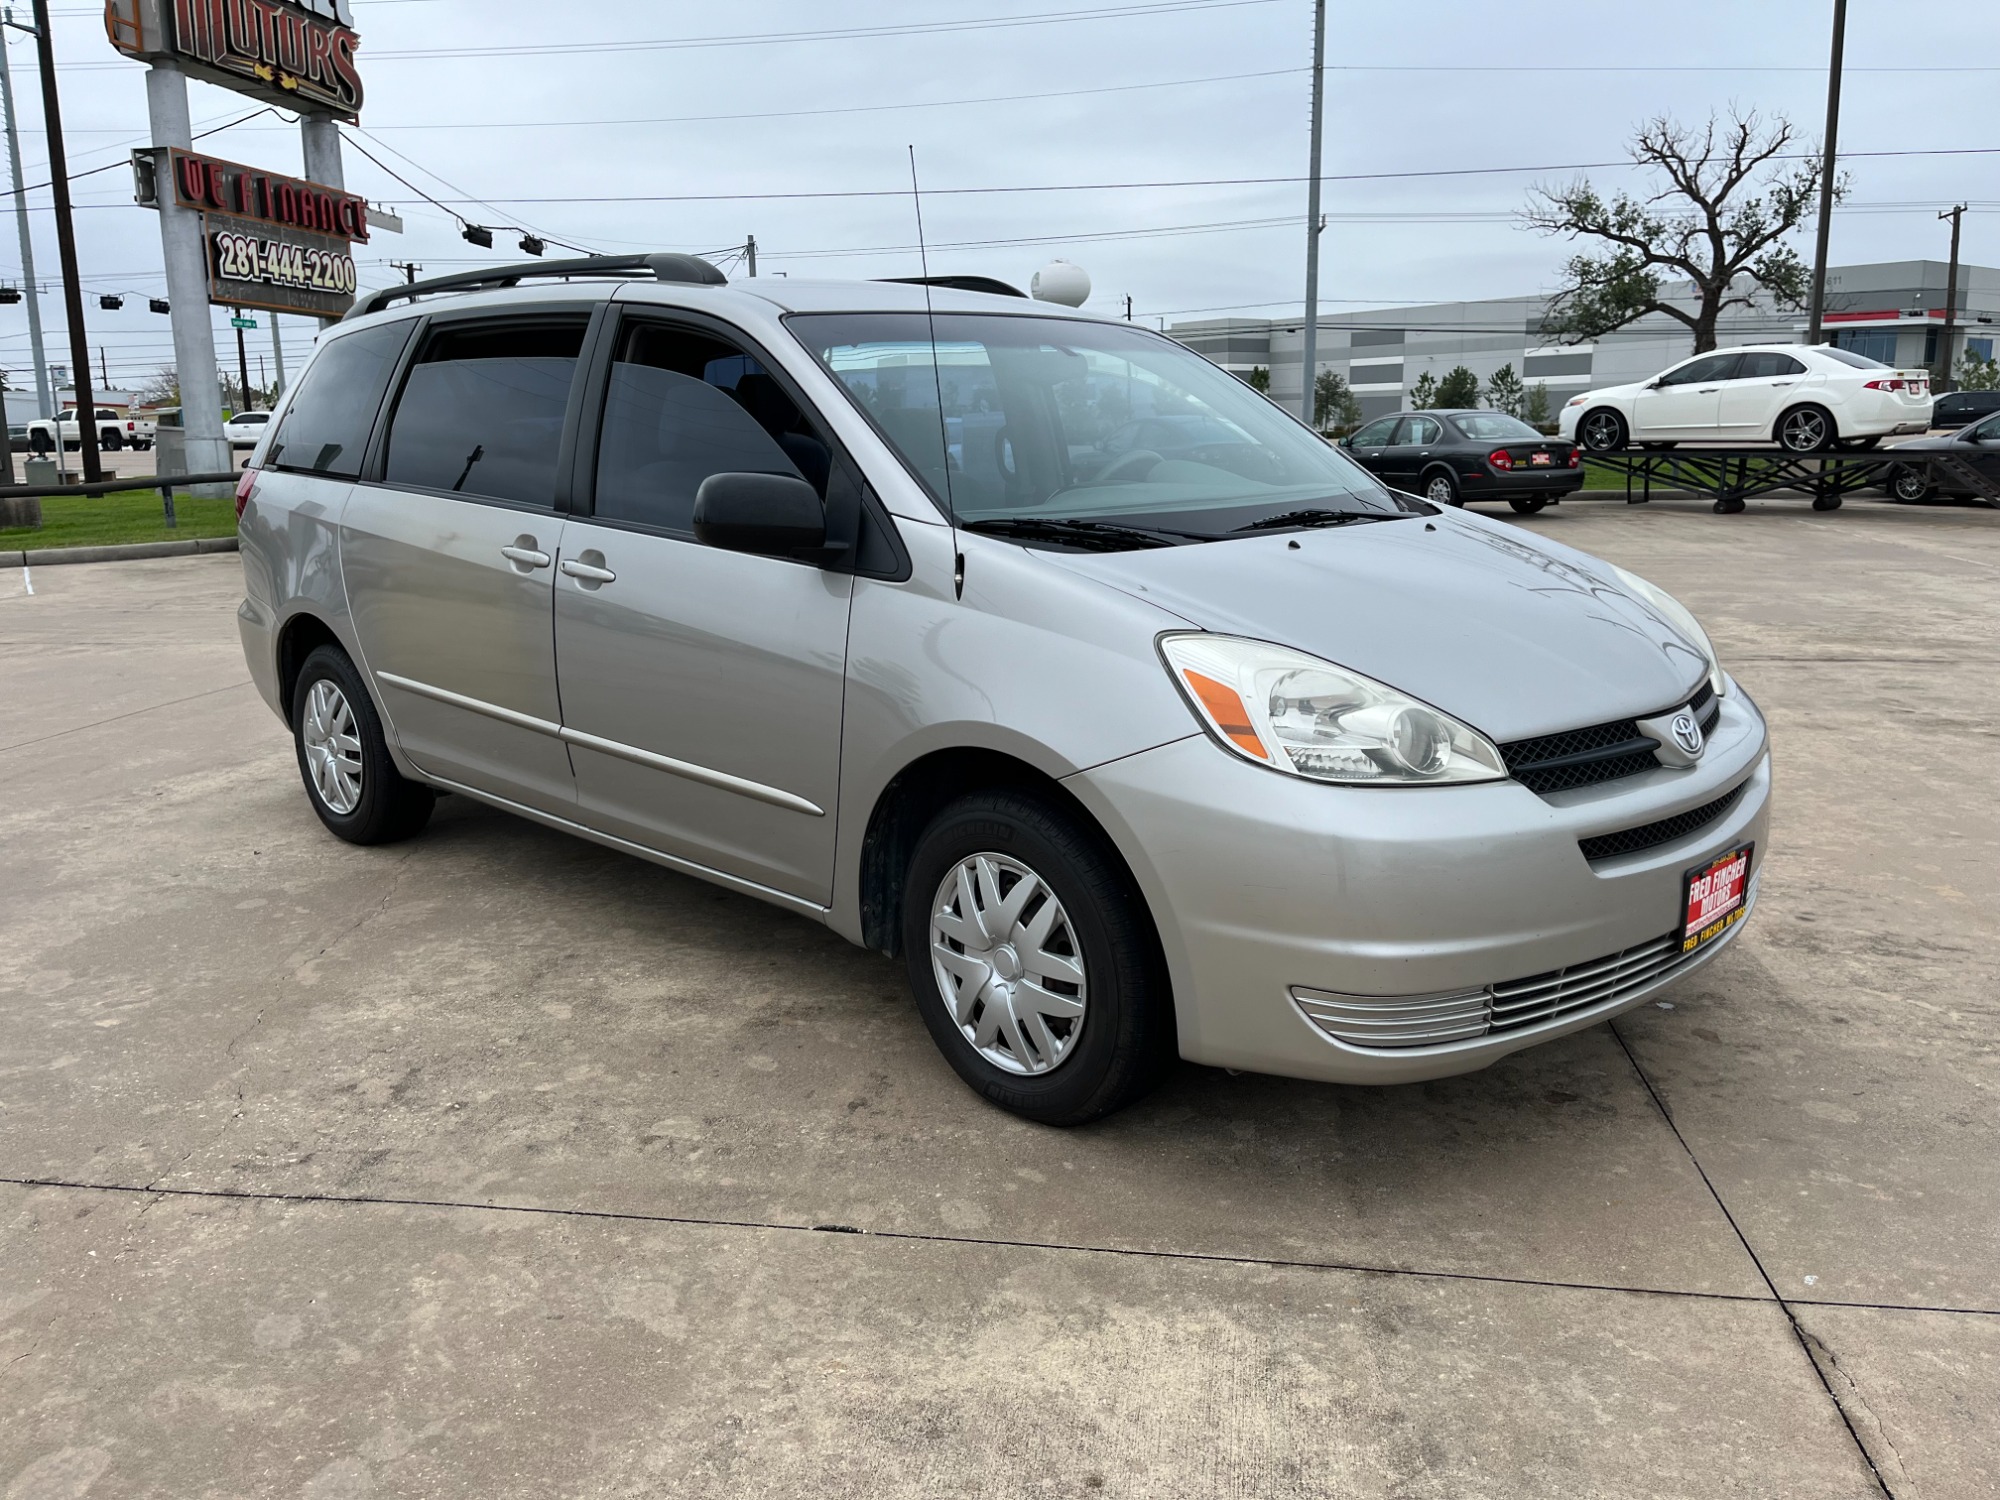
[145,63,230,492]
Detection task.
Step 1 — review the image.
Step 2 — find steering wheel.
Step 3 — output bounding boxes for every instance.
[1096,447,1163,484]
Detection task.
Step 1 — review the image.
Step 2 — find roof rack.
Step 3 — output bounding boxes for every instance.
[878,275,1027,299]
[347,252,727,320]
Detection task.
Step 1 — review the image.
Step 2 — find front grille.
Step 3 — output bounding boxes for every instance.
[1578,780,1749,862]
[1499,679,1718,796]
[1291,874,1757,1050]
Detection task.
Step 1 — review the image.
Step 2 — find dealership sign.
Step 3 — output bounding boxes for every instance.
[106,0,364,119]
[168,149,370,243]
[208,214,358,317]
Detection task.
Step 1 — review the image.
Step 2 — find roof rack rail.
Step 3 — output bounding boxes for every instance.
[347,252,726,320]
[878,275,1027,299]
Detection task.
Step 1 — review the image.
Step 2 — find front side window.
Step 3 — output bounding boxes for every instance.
[1350,416,1398,447]
[383,319,586,506]
[790,312,1408,533]
[1659,353,1741,386]
[591,322,826,534]
[267,317,415,477]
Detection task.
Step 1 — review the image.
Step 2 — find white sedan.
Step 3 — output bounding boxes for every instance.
[1560,344,1934,453]
[223,411,275,448]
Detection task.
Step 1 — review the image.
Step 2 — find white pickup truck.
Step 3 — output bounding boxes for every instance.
[26,407,155,453]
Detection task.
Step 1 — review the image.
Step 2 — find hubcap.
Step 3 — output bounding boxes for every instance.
[1426,476,1454,504]
[929,853,1088,1076]
[301,679,364,815]
[1583,413,1620,450]
[1783,411,1827,450]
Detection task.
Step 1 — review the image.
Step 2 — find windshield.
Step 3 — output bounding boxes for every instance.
[1450,413,1543,441]
[789,312,1413,534]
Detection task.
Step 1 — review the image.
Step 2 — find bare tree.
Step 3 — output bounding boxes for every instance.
[1525,109,1838,353]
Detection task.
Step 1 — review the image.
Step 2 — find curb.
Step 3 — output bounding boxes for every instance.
[0,536,239,569]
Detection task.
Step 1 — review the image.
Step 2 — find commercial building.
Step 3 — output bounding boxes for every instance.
[1171,260,2000,420]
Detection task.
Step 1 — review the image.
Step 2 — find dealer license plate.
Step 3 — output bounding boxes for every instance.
[1683,843,1753,953]
[1530,450,1553,465]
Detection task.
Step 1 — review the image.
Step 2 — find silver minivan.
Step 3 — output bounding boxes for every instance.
[237,254,1770,1124]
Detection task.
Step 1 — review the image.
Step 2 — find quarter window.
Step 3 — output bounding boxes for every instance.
[267,317,415,478]
[591,322,826,534]
[382,319,586,506]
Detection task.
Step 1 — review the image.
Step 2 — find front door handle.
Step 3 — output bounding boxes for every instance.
[501,542,551,570]
[560,556,617,586]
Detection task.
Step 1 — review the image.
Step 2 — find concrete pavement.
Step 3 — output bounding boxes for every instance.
[2,493,1995,1497]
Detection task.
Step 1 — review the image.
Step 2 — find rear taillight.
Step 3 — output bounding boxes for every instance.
[235,467,258,520]
[1488,449,1515,471]
[1864,377,1928,394]
[1567,449,1581,468]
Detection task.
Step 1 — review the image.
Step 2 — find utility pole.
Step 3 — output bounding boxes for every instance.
[27,0,99,480]
[1299,0,1327,426]
[98,343,108,389]
[744,234,757,277]
[1936,203,1966,388]
[1806,0,1847,345]
[0,18,50,418]
[1124,295,1133,322]
[269,313,285,398]
[234,311,251,413]
[391,260,422,284]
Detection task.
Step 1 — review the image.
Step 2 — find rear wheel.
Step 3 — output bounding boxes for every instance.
[1888,464,1936,503]
[291,644,435,845]
[1578,409,1627,452]
[1421,468,1461,507]
[1507,495,1550,514]
[1776,405,1836,453]
[100,429,123,451]
[902,789,1172,1125]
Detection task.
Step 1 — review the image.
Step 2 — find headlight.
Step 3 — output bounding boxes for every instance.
[1566,394,1589,407]
[1160,634,1506,785]
[1611,566,1726,698]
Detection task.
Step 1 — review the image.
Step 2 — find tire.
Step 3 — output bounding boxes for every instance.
[1578,408,1627,452]
[291,644,435,845]
[1776,405,1836,453]
[1421,468,1461,507]
[28,432,50,456]
[100,429,123,451]
[1713,497,1747,515]
[1811,494,1844,512]
[901,789,1172,1125]
[1638,441,1679,451]
[1508,495,1550,514]
[1887,464,1935,503]
[1841,435,1880,452]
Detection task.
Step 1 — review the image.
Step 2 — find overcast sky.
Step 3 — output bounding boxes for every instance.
[8,0,1995,398]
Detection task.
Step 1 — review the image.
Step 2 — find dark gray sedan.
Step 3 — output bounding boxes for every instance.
[1342,409,1584,512]
[1883,409,2000,503]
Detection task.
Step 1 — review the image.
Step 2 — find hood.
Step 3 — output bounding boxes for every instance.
[1046,509,1710,743]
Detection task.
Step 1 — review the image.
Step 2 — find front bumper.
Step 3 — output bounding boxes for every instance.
[1065,686,1771,1085]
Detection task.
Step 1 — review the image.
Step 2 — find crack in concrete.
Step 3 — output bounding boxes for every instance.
[1798,1322,1915,1496]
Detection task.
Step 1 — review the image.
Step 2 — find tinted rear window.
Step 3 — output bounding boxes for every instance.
[383,320,586,506]
[1450,413,1542,440]
[267,318,415,477]
[1820,347,1890,370]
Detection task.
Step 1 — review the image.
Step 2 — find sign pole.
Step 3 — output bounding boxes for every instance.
[144,62,230,489]
[233,310,251,412]
[28,0,100,482]
[299,111,345,327]
[270,313,286,398]
[0,24,51,419]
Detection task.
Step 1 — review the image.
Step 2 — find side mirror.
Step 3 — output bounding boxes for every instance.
[693,472,827,558]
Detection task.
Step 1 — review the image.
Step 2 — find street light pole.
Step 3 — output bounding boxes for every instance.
[1805,0,1847,346]
[1299,0,1326,425]
[0,19,51,419]
[27,0,100,481]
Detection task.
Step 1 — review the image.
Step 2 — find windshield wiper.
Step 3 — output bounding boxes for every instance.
[1232,508,1395,534]
[961,516,1199,550]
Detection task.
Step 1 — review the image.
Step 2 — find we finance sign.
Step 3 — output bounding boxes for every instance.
[107,0,364,119]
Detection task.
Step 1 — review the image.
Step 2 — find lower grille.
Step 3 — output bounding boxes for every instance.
[1579,780,1748,862]
[1292,875,1756,1050]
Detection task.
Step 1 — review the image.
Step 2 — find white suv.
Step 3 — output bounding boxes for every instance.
[1561,344,1934,453]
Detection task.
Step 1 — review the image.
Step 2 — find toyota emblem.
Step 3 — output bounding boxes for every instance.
[1671,712,1704,757]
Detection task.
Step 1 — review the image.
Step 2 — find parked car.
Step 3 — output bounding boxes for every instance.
[224,410,275,447]
[1881,408,2000,503]
[1560,344,1934,453]
[27,406,147,453]
[1341,409,1583,512]
[1929,389,2000,430]
[237,256,1769,1123]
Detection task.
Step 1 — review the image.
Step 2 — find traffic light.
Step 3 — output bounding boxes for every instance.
[462,224,494,249]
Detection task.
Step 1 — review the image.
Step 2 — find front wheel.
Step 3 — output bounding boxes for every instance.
[291,645,435,845]
[902,790,1172,1125]
[1776,405,1836,453]
[1578,409,1627,452]
[1421,469,1461,507]
[1508,495,1550,514]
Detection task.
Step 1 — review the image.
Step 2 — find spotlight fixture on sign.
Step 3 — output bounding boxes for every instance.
[519,235,545,257]
[100,294,126,310]
[150,298,171,314]
[462,224,494,250]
